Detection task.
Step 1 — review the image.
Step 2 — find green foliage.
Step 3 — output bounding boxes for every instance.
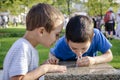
[52,0,72,15]
[85,0,120,16]
[0,27,25,37]
[0,0,120,16]
[0,0,54,15]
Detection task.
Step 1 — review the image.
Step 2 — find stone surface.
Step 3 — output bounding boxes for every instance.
[45,61,120,80]
[0,62,120,80]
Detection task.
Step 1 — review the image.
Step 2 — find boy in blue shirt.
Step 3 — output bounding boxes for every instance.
[48,15,113,67]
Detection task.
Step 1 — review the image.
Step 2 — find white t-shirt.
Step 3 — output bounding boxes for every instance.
[3,38,39,80]
[116,15,120,23]
[109,12,115,23]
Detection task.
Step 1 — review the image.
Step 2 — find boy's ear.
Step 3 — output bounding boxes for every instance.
[38,27,45,36]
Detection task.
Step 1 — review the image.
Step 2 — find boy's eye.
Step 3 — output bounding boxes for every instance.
[82,48,86,50]
[71,47,77,50]
[82,48,88,52]
[56,34,59,38]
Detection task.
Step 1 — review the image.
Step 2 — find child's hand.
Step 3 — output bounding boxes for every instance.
[47,54,59,64]
[76,56,95,67]
[47,64,67,73]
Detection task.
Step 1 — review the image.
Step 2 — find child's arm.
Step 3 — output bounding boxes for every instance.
[92,49,113,64]
[76,49,113,67]
[10,64,67,80]
[47,52,59,64]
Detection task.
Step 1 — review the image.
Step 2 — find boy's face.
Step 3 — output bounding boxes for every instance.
[41,20,63,47]
[67,40,91,57]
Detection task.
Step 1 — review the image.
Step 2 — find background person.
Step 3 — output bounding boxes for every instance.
[104,7,115,40]
[116,10,120,38]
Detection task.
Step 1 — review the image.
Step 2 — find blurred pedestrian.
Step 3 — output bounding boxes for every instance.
[116,10,120,38]
[104,7,115,40]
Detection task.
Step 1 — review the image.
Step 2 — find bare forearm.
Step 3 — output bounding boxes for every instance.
[10,63,67,80]
[10,64,48,80]
[21,64,66,80]
[93,49,113,64]
[22,65,47,80]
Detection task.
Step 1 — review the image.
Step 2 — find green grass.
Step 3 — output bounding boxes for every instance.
[109,39,120,69]
[0,26,120,69]
[0,26,25,38]
[36,45,50,64]
[0,37,19,69]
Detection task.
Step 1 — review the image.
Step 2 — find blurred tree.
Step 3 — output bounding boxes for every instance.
[0,0,119,17]
[85,0,119,17]
[0,0,53,15]
[52,0,74,16]
[52,0,82,16]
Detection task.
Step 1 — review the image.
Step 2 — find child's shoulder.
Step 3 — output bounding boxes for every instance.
[93,28,100,35]
[56,36,66,45]
[58,36,65,42]
[13,38,31,48]
[93,29,104,39]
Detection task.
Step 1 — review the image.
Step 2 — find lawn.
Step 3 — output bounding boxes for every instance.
[0,26,120,69]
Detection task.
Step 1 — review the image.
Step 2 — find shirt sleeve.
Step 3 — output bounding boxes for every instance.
[9,45,29,77]
[97,30,112,53]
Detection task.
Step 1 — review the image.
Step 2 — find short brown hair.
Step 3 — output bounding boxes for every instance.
[66,15,94,42]
[26,3,64,33]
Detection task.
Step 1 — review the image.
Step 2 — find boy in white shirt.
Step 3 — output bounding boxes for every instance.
[3,3,67,80]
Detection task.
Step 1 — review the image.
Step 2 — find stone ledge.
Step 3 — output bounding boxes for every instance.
[45,61,120,80]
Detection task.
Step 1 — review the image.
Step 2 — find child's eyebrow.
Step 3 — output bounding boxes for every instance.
[71,47,77,50]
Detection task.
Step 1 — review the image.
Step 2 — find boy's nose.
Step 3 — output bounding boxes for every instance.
[76,51,82,57]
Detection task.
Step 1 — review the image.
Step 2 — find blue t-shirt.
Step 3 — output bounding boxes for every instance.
[50,29,112,61]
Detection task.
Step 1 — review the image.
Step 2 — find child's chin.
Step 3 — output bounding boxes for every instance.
[45,44,51,48]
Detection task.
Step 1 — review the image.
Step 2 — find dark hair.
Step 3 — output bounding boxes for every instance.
[26,3,64,33]
[66,15,93,43]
